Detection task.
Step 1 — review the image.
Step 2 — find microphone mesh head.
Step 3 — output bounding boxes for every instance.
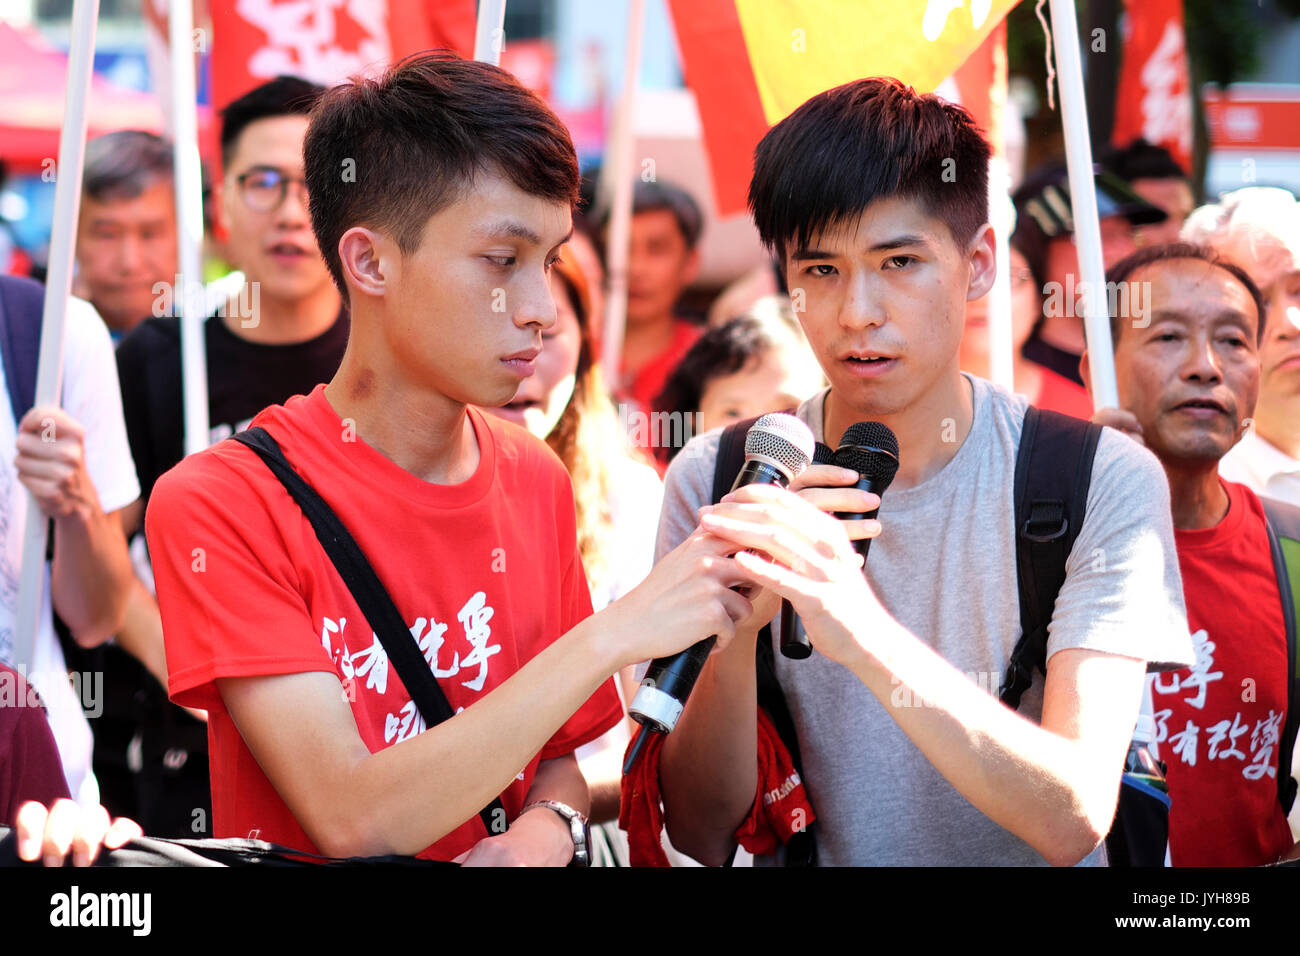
[836,421,900,490]
[745,413,815,478]
[813,441,836,466]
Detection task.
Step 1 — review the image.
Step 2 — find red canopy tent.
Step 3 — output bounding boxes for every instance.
[0,21,214,174]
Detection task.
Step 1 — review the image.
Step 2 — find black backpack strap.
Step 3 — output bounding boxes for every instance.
[231,427,508,838]
[1001,407,1103,710]
[0,274,44,425]
[1260,497,1300,814]
[713,416,816,866]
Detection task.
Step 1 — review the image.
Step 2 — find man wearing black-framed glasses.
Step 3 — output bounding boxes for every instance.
[108,76,348,842]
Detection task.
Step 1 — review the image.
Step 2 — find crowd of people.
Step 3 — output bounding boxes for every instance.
[2,48,1299,868]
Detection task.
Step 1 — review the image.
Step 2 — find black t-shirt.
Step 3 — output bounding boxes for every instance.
[89,307,348,833]
[117,308,351,504]
[1022,334,1084,387]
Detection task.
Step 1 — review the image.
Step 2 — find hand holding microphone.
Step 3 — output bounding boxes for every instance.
[776,422,899,658]
[627,413,815,736]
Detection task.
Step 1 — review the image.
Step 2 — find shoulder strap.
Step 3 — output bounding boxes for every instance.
[713,415,816,866]
[1261,496,1300,814]
[0,275,44,424]
[231,427,508,838]
[1001,406,1103,709]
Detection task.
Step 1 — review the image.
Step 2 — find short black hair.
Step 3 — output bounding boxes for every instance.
[748,77,991,263]
[630,179,703,249]
[83,130,173,202]
[303,50,580,296]
[221,75,326,168]
[1106,242,1266,346]
[1101,138,1189,182]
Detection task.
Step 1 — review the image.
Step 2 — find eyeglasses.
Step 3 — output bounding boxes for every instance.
[234,167,309,213]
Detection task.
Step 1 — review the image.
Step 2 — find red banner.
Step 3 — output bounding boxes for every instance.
[1112,0,1193,172]
[209,0,475,114]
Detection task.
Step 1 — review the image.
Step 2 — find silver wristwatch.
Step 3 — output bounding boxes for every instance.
[520,800,591,867]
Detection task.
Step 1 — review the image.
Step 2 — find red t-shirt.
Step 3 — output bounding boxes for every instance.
[1157,479,1294,866]
[1032,367,1094,420]
[146,385,622,861]
[620,319,702,418]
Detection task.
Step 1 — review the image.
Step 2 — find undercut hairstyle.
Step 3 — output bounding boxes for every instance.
[303,50,581,296]
[748,77,991,264]
[1106,242,1267,347]
[83,130,174,203]
[220,75,325,168]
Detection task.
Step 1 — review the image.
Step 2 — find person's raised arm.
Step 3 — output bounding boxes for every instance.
[704,466,1185,865]
[655,439,878,865]
[149,458,754,860]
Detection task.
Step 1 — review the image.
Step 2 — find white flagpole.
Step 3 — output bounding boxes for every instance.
[1048,0,1118,409]
[986,32,1014,393]
[600,0,647,381]
[11,0,100,674]
[475,0,509,66]
[170,0,210,456]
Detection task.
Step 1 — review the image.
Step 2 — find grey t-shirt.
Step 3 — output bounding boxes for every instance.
[655,375,1194,866]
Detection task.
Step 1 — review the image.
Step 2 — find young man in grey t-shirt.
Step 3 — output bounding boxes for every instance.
[649,78,1195,866]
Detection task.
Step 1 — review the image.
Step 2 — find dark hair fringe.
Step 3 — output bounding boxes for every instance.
[748,77,991,264]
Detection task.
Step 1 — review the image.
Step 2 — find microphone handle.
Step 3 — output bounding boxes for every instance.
[781,476,882,660]
[629,456,793,733]
[837,476,884,562]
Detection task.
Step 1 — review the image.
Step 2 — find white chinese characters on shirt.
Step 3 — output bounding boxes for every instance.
[319,591,501,745]
[1152,627,1282,781]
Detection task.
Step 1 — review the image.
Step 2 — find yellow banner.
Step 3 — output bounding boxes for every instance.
[735,0,1020,124]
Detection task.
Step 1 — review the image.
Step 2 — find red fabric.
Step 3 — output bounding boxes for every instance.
[1157,480,1295,866]
[665,0,769,217]
[622,320,702,417]
[0,664,71,825]
[1032,367,1094,420]
[1112,0,1193,173]
[147,385,622,862]
[619,707,815,866]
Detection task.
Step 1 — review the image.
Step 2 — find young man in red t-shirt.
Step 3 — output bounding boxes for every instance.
[1086,242,1300,866]
[144,52,756,865]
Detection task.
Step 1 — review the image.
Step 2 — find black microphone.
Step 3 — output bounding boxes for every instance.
[628,413,814,735]
[833,421,900,564]
[778,441,836,660]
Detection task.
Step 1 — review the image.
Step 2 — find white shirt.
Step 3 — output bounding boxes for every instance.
[0,296,140,807]
[1220,429,1300,508]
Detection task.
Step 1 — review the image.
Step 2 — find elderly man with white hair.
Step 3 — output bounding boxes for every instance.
[1183,187,1300,507]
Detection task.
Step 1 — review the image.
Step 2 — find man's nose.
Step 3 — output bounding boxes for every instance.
[1182,334,1224,382]
[275,181,310,226]
[516,270,559,332]
[838,271,885,330]
[115,234,144,274]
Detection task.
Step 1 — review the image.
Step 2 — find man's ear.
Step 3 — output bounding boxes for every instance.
[1079,349,1093,404]
[338,227,391,298]
[966,224,996,301]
